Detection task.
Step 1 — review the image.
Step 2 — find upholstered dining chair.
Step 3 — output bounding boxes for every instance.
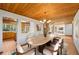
[43,41,60,55]
[43,47,58,55]
[16,43,24,54]
[16,43,35,55]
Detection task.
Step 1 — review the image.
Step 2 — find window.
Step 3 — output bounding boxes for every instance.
[3,23,16,31]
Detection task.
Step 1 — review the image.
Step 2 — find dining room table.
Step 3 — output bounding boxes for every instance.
[27,35,53,55]
[27,34,64,55]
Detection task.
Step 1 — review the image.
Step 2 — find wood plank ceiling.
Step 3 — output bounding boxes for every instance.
[0,3,79,23]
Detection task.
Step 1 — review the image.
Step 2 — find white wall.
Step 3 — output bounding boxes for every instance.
[0,9,43,45]
[49,23,54,33]
[29,20,43,36]
[0,9,29,45]
[65,24,72,35]
[0,16,3,51]
[49,23,66,35]
[16,19,43,45]
[73,10,79,53]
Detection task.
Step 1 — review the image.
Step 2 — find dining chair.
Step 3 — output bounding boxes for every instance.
[43,47,58,55]
[16,43,35,55]
[43,41,60,55]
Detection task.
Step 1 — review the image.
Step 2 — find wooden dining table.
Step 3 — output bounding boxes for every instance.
[27,35,51,46]
[27,35,53,54]
[27,35,64,55]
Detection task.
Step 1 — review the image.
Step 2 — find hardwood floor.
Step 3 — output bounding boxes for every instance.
[64,35,78,55]
[2,40,16,55]
[1,35,78,55]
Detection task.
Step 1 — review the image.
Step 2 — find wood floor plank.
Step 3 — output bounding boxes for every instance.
[64,35,78,55]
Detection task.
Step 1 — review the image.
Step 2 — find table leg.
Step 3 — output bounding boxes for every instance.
[35,48,36,55]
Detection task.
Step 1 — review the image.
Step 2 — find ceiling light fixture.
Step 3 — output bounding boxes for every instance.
[40,19,51,23]
[40,11,51,23]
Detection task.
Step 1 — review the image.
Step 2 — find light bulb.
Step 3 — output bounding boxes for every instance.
[40,21,42,23]
[47,20,51,23]
[43,19,46,22]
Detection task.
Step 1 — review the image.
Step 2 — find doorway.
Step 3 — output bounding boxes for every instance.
[2,17,16,55]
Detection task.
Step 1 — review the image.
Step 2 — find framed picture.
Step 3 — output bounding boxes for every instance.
[21,22,30,33]
[36,24,41,31]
